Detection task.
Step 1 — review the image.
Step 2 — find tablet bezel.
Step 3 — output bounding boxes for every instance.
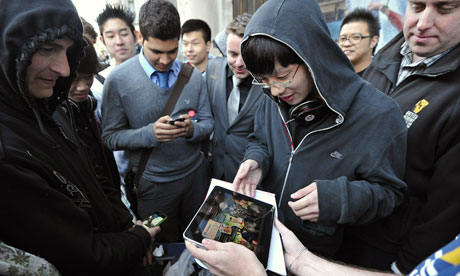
[183,185,275,268]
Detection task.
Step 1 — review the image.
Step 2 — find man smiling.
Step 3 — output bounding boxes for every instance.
[181,19,212,74]
[0,0,160,274]
[205,13,264,182]
[92,4,139,120]
[340,0,460,273]
[91,4,140,219]
[25,38,73,98]
[338,8,380,75]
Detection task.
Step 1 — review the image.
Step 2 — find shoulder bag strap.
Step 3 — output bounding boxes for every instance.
[133,63,194,188]
[95,73,105,84]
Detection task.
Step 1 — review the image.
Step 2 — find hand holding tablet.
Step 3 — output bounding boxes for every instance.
[183,186,275,268]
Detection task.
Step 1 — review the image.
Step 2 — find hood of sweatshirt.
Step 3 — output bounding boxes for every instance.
[241,0,368,119]
[0,0,86,117]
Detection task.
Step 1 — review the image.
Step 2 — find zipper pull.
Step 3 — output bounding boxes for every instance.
[56,124,78,150]
[58,125,70,141]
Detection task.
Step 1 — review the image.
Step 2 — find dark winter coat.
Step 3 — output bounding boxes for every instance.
[0,0,150,275]
[354,33,460,273]
[58,95,130,218]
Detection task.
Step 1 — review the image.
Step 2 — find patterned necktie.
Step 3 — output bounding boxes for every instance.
[227,75,242,124]
[157,71,170,89]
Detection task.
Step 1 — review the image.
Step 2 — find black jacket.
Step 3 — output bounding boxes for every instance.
[0,0,150,275]
[58,96,133,222]
[354,33,460,273]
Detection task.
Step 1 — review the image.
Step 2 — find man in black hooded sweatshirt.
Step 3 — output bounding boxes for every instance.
[0,0,160,275]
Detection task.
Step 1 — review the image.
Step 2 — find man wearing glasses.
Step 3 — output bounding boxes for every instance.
[205,13,264,182]
[337,8,380,75]
[232,0,408,258]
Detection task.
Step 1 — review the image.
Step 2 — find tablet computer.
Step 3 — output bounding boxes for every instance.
[183,185,275,268]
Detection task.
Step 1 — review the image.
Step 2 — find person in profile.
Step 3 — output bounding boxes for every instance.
[0,0,159,275]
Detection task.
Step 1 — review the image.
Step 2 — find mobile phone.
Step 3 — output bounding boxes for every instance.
[143,211,167,227]
[168,117,185,125]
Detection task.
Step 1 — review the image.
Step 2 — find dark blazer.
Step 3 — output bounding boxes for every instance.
[205,57,264,181]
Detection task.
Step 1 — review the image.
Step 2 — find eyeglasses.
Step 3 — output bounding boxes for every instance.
[251,64,301,89]
[337,33,373,45]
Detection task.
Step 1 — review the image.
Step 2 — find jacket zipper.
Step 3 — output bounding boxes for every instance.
[277,108,344,207]
[278,151,294,208]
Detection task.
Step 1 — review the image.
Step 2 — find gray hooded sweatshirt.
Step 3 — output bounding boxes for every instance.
[241,0,407,256]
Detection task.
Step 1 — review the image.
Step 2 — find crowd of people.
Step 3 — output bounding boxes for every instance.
[0,0,459,275]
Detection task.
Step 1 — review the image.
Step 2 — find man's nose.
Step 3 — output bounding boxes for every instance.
[115,34,124,45]
[417,7,435,31]
[159,54,170,65]
[50,51,70,77]
[234,55,245,68]
[269,84,286,97]
[342,38,353,46]
[75,79,90,91]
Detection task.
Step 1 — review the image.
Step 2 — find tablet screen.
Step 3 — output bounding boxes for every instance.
[183,186,275,268]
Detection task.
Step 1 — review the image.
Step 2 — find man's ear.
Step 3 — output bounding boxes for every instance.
[135,30,142,43]
[206,40,211,52]
[370,35,379,49]
[99,35,105,46]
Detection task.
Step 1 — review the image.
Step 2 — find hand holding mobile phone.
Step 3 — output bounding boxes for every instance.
[143,211,167,228]
[168,117,185,125]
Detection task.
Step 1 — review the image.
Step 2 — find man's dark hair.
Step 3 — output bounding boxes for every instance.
[340,8,380,37]
[79,36,100,75]
[96,4,136,37]
[241,36,302,76]
[226,13,252,37]
[181,19,212,43]
[80,17,98,43]
[139,0,181,41]
[340,8,380,53]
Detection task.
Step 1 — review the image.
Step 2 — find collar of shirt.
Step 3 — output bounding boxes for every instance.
[400,41,450,69]
[139,49,181,87]
[396,41,452,86]
[226,67,252,89]
[184,54,215,65]
[225,66,253,110]
[185,55,215,77]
